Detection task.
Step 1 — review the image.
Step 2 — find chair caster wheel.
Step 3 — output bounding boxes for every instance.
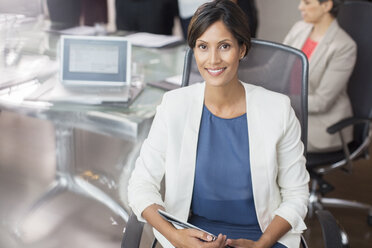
[367,215,372,226]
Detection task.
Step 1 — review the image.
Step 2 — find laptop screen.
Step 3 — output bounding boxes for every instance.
[60,35,131,86]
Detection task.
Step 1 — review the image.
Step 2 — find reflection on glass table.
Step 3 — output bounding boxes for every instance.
[0,17,186,241]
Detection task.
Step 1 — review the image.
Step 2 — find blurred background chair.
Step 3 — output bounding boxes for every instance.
[306,0,372,225]
[115,0,178,35]
[315,210,349,248]
[46,0,81,30]
[121,38,309,247]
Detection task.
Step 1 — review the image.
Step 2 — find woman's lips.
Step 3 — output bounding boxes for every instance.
[206,67,226,76]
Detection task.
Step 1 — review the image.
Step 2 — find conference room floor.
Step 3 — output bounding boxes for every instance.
[0,110,371,248]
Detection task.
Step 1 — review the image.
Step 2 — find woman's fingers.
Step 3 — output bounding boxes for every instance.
[226,238,255,248]
[204,234,227,248]
[183,228,214,242]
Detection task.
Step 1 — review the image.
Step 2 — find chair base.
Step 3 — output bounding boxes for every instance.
[308,190,372,226]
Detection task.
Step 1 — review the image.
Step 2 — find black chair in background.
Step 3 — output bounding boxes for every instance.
[46,0,81,30]
[315,210,349,248]
[115,0,178,35]
[121,38,310,248]
[306,1,372,225]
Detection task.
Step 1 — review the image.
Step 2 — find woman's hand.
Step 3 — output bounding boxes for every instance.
[171,229,227,248]
[225,238,257,248]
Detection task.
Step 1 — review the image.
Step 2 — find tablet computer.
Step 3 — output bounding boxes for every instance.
[158,209,217,241]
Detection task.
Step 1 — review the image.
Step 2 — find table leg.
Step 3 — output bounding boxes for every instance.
[15,124,129,239]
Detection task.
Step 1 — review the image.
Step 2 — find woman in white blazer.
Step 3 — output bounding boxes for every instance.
[128,1,309,247]
[283,0,356,152]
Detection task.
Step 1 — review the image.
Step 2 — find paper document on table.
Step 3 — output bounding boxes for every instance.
[25,76,145,106]
[50,26,96,36]
[165,75,182,85]
[124,32,183,48]
[0,55,58,90]
[148,74,182,90]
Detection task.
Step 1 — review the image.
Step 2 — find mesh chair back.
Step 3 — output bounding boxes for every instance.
[338,1,372,145]
[182,39,309,148]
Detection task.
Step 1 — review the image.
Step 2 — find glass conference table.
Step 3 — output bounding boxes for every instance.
[0,16,186,230]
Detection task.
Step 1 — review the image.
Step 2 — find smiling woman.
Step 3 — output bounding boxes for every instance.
[127,1,310,248]
[186,0,250,118]
[192,20,245,114]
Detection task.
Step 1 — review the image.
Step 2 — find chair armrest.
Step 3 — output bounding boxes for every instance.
[315,210,347,248]
[326,117,371,134]
[121,213,145,248]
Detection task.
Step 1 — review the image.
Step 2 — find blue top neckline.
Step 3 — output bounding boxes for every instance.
[203,105,246,120]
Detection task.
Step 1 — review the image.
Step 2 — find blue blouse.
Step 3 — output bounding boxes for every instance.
[189,105,286,248]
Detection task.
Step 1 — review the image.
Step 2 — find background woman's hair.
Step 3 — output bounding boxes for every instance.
[187,0,251,57]
[319,0,344,17]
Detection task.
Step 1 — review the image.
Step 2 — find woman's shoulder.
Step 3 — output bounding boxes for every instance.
[292,20,311,30]
[332,21,357,49]
[243,82,289,98]
[242,82,291,106]
[159,82,204,113]
[287,21,312,36]
[242,83,294,124]
[163,82,204,101]
[284,21,312,45]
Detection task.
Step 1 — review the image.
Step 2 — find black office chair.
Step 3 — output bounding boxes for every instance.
[315,210,349,248]
[306,1,372,225]
[182,38,309,148]
[121,38,310,248]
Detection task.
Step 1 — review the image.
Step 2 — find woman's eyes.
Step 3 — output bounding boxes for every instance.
[198,44,207,50]
[197,43,231,50]
[220,43,230,50]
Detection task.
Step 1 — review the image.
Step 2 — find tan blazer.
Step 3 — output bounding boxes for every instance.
[128,82,310,248]
[284,20,356,151]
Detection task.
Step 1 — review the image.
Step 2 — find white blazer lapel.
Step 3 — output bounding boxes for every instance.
[177,83,205,219]
[243,83,271,228]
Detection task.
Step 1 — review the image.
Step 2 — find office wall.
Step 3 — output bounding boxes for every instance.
[105,0,302,42]
[256,0,302,43]
[0,0,43,16]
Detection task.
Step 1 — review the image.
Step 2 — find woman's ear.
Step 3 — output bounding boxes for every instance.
[240,44,246,59]
[322,0,333,13]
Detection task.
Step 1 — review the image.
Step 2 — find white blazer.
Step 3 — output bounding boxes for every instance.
[128,82,310,248]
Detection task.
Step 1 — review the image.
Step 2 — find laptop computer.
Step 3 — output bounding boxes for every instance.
[27,35,138,104]
[60,35,131,87]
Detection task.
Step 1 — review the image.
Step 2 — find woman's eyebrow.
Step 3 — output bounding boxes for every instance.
[196,39,207,43]
[196,38,233,44]
[218,39,233,44]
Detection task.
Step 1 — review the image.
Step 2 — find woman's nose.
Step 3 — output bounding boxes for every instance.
[209,49,221,65]
[298,1,304,11]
